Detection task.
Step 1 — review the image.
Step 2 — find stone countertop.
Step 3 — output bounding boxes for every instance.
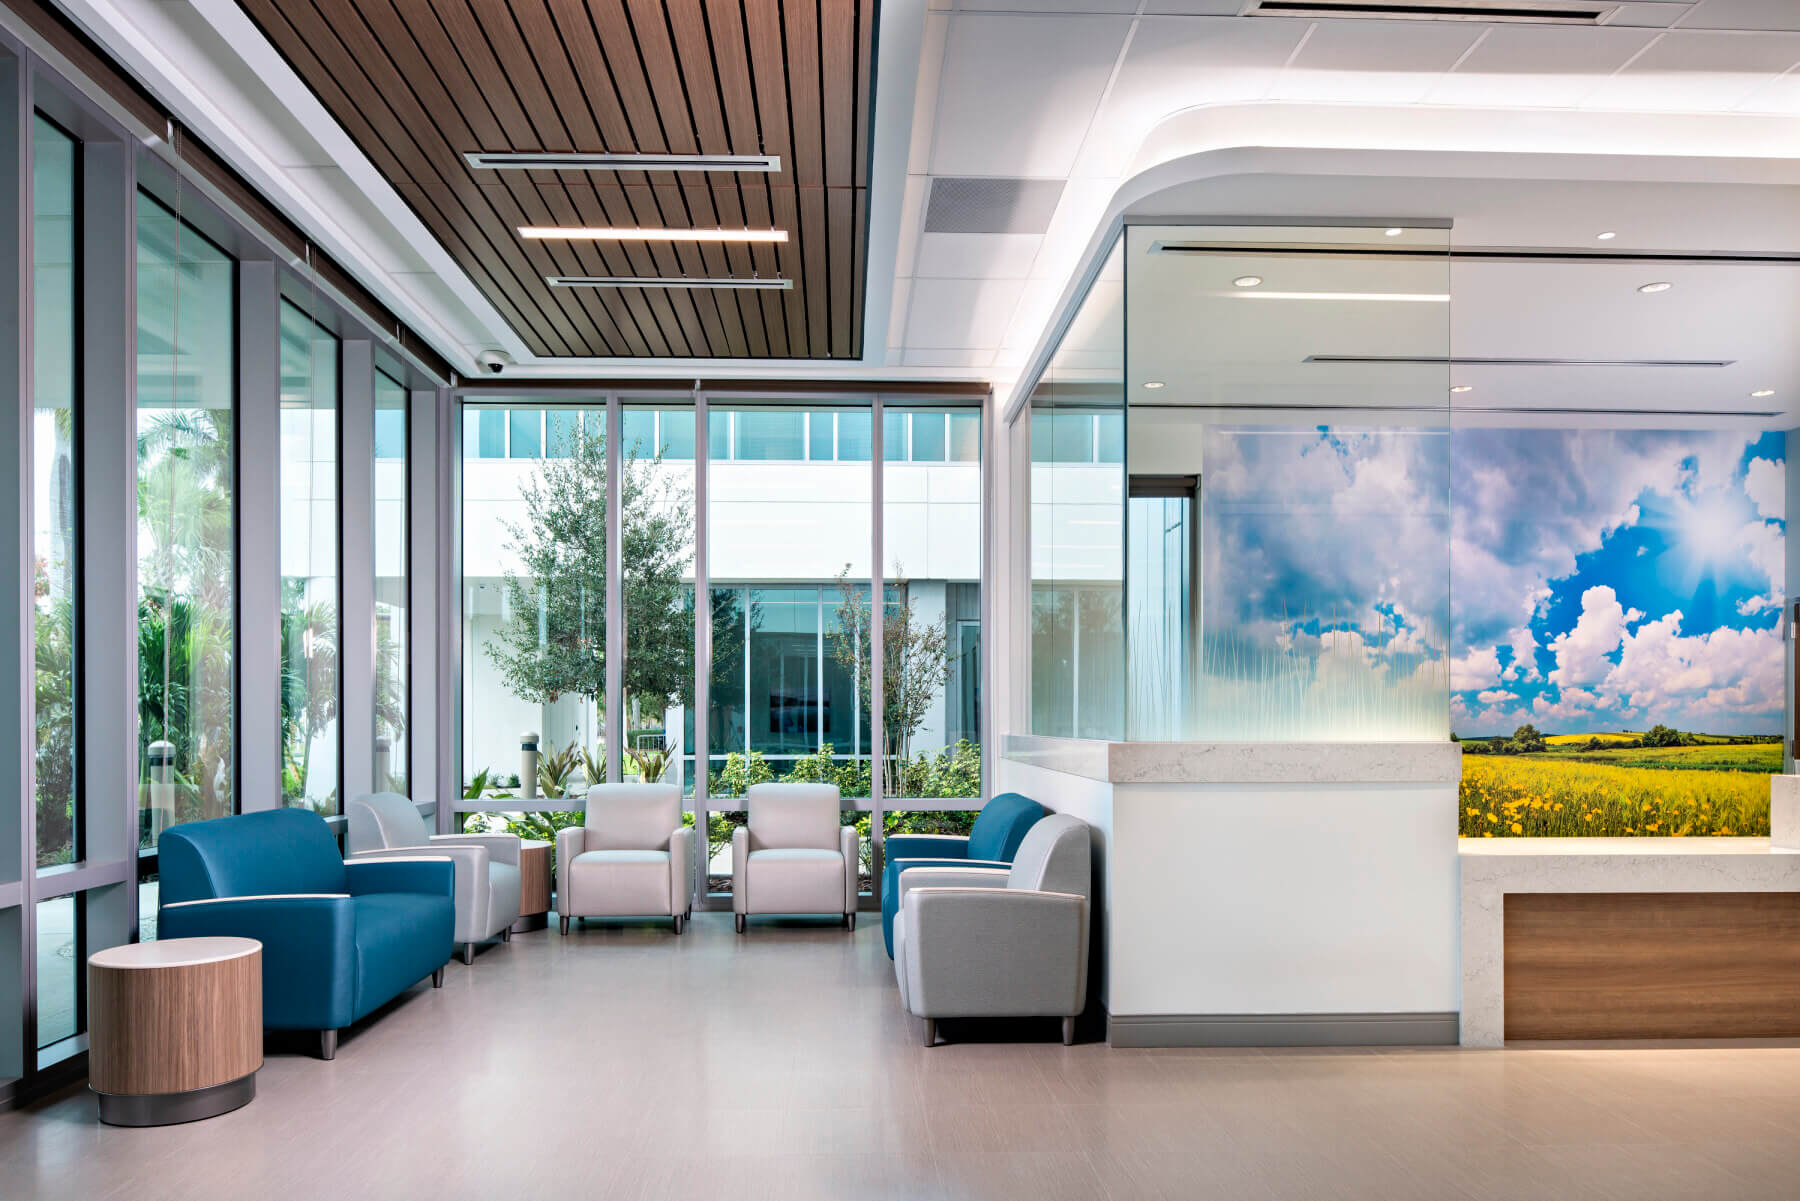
[1003,734,1463,784]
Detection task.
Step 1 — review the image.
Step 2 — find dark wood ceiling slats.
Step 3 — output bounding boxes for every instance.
[238,0,871,358]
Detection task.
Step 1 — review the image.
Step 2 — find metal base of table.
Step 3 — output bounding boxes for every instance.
[95,1072,257,1127]
[510,912,549,934]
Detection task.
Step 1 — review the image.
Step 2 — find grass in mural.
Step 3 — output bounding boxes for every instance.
[1459,753,1773,838]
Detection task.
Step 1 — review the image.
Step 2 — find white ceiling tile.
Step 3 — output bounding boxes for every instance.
[894,174,931,277]
[1272,20,1485,106]
[904,277,1027,348]
[1423,26,1661,109]
[1140,0,1249,11]
[957,0,1139,10]
[1681,0,1800,32]
[1073,17,1308,177]
[887,276,914,349]
[1587,31,1800,110]
[930,13,1132,177]
[1607,2,1692,27]
[914,232,1045,279]
[901,347,998,367]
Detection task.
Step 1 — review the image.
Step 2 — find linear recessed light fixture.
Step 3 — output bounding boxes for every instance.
[519,226,788,243]
[1307,355,1733,367]
[467,151,780,173]
[1246,2,1609,24]
[548,275,792,290]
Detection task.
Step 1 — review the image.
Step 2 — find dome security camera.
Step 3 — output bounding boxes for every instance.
[477,350,513,375]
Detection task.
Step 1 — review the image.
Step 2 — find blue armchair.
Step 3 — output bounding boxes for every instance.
[881,792,1046,957]
[158,809,455,1060]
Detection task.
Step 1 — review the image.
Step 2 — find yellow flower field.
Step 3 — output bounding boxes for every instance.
[1459,756,1771,838]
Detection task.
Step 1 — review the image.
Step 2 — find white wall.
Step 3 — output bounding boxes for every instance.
[1107,780,1460,1017]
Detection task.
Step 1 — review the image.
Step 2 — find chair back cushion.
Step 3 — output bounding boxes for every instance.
[346,791,432,854]
[1007,814,1091,898]
[966,792,1046,863]
[585,783,682,850]
[159,809,347,904]
[746,782,842,851]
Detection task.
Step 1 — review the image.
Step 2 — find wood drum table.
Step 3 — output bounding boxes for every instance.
[88,937,262,1126]
[514,839,552,933]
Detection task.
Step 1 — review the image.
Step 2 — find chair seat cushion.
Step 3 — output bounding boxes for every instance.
[744,848,845,916]
[567,849,672,917]
[351,892,453,1021]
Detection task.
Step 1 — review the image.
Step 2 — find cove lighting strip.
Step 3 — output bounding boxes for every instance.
[519,226,788,243]
[1219,290,1450,302]
[548,275,793,290]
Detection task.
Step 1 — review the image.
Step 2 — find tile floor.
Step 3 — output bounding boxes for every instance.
[3,912,1798,1200]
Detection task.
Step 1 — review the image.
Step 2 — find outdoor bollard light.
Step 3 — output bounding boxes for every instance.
[148,740,175,840]
[521,732,539,800]
[374,736,392,793]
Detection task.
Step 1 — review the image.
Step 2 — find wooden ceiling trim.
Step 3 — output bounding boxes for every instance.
[235,0,873,359]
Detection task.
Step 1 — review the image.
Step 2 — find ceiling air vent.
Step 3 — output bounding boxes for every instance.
[465,152,780,173]
[1247,1,1613,22]
[924,178,1065,236]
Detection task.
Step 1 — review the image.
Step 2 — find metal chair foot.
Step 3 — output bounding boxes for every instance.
[461,942,475,965]
[846,912,856,931]
[923,1018,937,1048]
[319,1029,338,1060]
[560,916,571,935]
[501,926,512,942]
[1062,1016,1076,1046]
[432,967,445,988]
[672,914,683,934]
[735,914,746,934]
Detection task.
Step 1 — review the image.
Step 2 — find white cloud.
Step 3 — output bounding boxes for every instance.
[1603,612,1783,720]
[1745,457,1785,523]
[1548,585,1642,689]
[1736,518,1784,595]
[1476,689,1513,706]
[1450,645,1502,692]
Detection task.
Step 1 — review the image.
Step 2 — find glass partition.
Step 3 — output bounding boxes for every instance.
[279,300,341,812]
[135,193,236,844]
[373,371,409,794]
[621,403,697,794]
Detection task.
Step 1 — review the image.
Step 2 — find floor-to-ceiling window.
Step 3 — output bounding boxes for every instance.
[373,370,409,795]
[278,300,340,813]
[135,192,236,846]
[621,402,697,793]
[31,113,81,1055]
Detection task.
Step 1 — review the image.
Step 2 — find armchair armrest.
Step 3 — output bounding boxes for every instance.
[555,825,588,911]
[430,832,521,868]
[669,826,694,915]
[731,825,750,914]
[897,865,1009,906]
[158,894,357,1029]
[901,887,1089,1018]
[343,855,457,900]
[885,834,970,863]
[841,825,859,914]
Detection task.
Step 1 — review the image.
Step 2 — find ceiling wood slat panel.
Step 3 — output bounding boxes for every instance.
[237,0,873,360]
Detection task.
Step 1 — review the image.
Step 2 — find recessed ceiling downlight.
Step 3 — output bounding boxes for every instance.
[1637,281,1672,294]
[1751,389,1776,398]
[1233,275,1263,288]
[1596,231,1616,240]
[1450,385,1473,393]
[1143,381,1166,389]
[1384,227,1404,237]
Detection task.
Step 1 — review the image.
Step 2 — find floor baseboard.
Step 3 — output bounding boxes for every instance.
[1108,1011,1460,1048]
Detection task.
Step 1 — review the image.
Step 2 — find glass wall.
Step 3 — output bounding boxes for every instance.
[1030,237,1125,740]
[373,371,409,794]
[621,404,696,792]
[135,192,237,846]
[278,300,341,812]
[461,403,607,801]
[32,115,78,868]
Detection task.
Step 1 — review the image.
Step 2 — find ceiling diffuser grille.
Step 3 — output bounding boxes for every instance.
[924,178,1065,236]
[1247,1,1612,22]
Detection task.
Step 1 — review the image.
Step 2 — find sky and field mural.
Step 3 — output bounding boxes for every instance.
[1450,429,1786,836]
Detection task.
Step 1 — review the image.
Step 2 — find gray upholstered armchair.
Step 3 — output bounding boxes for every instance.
[346,792,522,964]
[893,813,1092,1046]
[731,782,858,932]
[557,783,694,934]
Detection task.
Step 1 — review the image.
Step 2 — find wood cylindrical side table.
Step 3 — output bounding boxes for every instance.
[513,839,552,933]
[88,937,263,1127]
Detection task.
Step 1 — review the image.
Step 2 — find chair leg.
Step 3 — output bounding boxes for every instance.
[319,1029,338,1060]
[672,914,683,934]
[1062,1016,1076,1046]
[735,914,746,934]
[846,912,856,931]
[432,967,445,988]
[923,1018,937,1048]
[560,916,571,935]
[461,942,475,965]
[501,926,512,942]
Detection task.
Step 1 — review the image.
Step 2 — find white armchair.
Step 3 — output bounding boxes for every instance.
[731,782,858,932]
[894,814,1092,1046]
[557,784,693,934]
[346,791,522,964]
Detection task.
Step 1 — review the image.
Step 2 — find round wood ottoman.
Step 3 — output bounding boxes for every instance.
[88,937,263,1126]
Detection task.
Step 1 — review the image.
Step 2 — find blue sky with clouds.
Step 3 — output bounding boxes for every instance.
[1449,429,1786,737]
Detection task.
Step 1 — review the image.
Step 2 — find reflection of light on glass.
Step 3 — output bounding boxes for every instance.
[1214,291,1449,303]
